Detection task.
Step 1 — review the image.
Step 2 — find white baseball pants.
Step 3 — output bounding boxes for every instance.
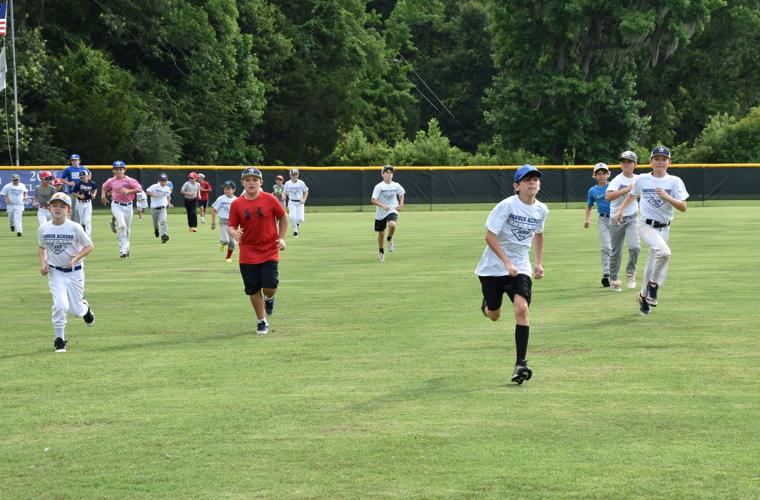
[111,202,133,254]
[7,204,24,233]
[288,200,305,227]
[37,208,52,226]
[219,218,235,249]
[639,222,672,291]
[76,200,93,235]
[48,267,88,331]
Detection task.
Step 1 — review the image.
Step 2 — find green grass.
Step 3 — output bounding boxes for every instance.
[2,206,759,498]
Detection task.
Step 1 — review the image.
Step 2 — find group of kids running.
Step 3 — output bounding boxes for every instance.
[8,147,687,386]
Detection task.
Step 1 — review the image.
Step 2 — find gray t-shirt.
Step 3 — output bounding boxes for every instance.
[181,181,201,200]
[35,185,57,208]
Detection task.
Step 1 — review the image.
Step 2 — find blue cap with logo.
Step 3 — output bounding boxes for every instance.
[514,164,543,183]
[112,160,126,169]
[241,167,263,179]
[70,154,80,160]
[78,169,91,177]
[650,145,671,158]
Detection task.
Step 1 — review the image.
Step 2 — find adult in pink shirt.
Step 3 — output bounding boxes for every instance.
[100,161,143,258]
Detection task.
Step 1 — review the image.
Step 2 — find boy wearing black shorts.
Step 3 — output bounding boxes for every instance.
[228,167,288,335]
[371,165,405,262]
[475,165,549,384]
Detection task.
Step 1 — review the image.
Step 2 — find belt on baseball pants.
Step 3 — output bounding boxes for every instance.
[645,219,670,228]
[289,200,301,202]
[152,206,167,210]
[79,200,91,203]
[599,213,610,218]
[113,201,131,206]
[51,265,82,272]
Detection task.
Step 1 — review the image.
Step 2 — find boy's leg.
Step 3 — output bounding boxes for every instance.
[608,219,625,281]
[639,224,671,288]
[598,216,612,279]
[49,272,70,336]
[64,271,88,318]
[12,207,23,233]
[624,217,641,276]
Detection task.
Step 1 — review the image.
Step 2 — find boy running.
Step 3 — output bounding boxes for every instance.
[371,164,405,262]
[33,172,57,226]
[2,174,28,236]
[283,168,309,237]
[146,173,173,243]
[211,180,238,262]
[605,151,640,291]
[100,161,143,258]
[476,164,548,385]
[72,169,97,236]
[584,162,611,287]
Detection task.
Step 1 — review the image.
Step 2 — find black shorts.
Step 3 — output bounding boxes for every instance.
[374,212,398,232]
[240,261,279,294]
[479,274,532,311]
[197,199,208,209]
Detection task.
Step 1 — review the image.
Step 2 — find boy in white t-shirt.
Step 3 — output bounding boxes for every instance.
[38,192,95,352]
[605,150,641,291]
[475,164,548,385]
[146,173,173,243]
[371,165,405,262]
[135,189,149,220]
[210,181,238,262]
[615,146,688,315]
[2,174,28,236]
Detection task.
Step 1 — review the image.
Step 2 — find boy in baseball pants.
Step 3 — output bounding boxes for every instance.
[476,164,548,385]
[584,163,611,287]
[101,161,143,258]
[72,170,98,236]
[146,173,173,243]
[283,168,309,237]
[371,165,405,262]
[211,180,238,262]
[615,146,688,316]
[605,150,640,291]
[33,172,57,226]
[38,192,95,352]
[2,173,28,236]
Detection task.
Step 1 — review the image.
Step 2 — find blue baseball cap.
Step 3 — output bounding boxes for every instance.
[650,145,671,158]
[112,160,126,169]
[514,164,543,183]
[70,154,80,160]
[241,167,263,180]
[78,169,91,177]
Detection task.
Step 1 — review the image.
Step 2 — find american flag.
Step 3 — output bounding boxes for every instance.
[0,2,6,37]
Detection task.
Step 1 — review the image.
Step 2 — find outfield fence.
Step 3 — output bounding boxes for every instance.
[2,164,759,210]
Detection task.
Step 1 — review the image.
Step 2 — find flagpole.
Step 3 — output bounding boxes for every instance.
[9,0,18,165]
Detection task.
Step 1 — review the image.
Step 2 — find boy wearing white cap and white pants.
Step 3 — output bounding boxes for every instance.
[283,168,309,237]
[1,173,28,236]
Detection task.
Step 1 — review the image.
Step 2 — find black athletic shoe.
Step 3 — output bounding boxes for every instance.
[154,228,160,238]
[638,293,650,316]
[120,253,128,259]
[265,297,275,316]
[54,337,67,352]
[480,297,488,317]
[511,361,533,384]
[161,234,169,244]
[256,320,269,335]
[645,282,658,306]
[83,301,95,327]
[17,232,22,237]
[10,225,14,232]
[601,274,610,287]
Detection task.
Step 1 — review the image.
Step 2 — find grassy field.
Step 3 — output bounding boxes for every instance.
[1,205,759,498]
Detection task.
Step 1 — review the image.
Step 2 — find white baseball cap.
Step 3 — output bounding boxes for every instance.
[592,162,610,176]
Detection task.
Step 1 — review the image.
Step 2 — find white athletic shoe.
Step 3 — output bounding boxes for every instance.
[610,280,622,292]
[387,239,395,252]
[378,252,385,262]
[627,273,636,289]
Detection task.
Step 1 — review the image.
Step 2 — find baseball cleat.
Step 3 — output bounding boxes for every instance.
[154,228,160,238]
[256,320,269,335]
[387,239,395,252]
[511,362,532,384]
[645,282,658,306]
[638,293,650,316]
[17,232,22,237]
[610,279,622,292]
[161,234,169,244]
[110,218,117,233]
[626,273,636,289]
[82,301,95,327]
[265,297,275,316]
[10,225,14,232]
[480,298,488,317]
[293,231,299,238]
[54,337,67,352]
[601,274,610,287]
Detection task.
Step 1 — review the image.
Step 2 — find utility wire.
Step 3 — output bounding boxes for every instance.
[397,53,460,124]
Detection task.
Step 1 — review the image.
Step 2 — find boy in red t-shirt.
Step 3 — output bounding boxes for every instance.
[197,173,213,223]
[228,167,288,335]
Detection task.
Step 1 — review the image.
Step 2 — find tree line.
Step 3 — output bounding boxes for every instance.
[3,0,759,167]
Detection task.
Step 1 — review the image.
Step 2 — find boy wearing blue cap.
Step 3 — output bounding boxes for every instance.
[61,154,88,223]
[584,163,612,287]
[475,164,549,384]
[614,146,688,315]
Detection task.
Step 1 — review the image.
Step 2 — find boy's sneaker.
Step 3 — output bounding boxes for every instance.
[256,320,269,335]
[161,234,169,244]
[645,282,659,306]
[154,228,160,238]
[610,279,622,292]
[54,337,67,352]
[82,300,95,327]
[601,274,610,287]
[387,239,395,252]
[626,273,636,289]
[293,231,299,238]
[110,218,117,233]
[638,294,650,316]
[190,227,198,232]
[201,217,206,223]
[10,225,14,232]
[265,297,275,316]
[480,297,488,317]
[224,257,232,263]
[511,361,533,384]
[378,252,384,262]
[120,253,128,259]
[17,232,22,237]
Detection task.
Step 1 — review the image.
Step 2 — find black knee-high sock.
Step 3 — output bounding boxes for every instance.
[515,324,530,364]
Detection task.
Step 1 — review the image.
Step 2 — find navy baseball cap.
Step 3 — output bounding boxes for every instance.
[112,160,126,169]
[650,145,671,158]
[223,180,236,189]
[241,167,263,179]
[514,164,542,183]
[78,170,91,177]
[70,154,80,160]
[159,173,168,180]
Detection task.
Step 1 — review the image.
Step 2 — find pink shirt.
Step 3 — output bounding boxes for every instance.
[103,176,143,204]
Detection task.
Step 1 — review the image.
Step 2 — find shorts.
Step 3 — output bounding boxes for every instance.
[479,274,532,311]
[240,261,279,294]
[197,198,208,209]
[374,212,398,232]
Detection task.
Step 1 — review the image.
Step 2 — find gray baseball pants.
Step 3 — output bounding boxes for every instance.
[609,215,640,280]
[597,215,612,275]
[152,206,168,236]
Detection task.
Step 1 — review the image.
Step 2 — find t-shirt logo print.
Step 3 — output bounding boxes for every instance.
[507,213,540,241]
[647,196,666,208]
[244,208,251,220]
[50,241,68,255]
[257,207,264,218]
